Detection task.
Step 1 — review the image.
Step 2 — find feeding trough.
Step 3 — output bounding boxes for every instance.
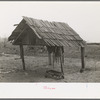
[45,70,64,80]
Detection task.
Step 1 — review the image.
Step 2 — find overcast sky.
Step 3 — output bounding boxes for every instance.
[0,1,100,43]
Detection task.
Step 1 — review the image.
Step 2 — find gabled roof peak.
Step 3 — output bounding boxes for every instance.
[9,16,85,47]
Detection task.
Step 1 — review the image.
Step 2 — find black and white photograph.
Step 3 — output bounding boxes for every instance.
[0,1,100,98]
[0,1,100,83]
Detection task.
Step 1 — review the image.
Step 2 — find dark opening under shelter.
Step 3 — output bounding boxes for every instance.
[8,16,86,77]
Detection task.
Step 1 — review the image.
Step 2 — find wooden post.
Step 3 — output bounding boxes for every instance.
[60,48,64,74]
[80,47,85,73]
[19,45,22,59]
[19,44,25,70]
[60,57,64,74]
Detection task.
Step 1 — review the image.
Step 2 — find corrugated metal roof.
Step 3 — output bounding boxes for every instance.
[8,16,85,47]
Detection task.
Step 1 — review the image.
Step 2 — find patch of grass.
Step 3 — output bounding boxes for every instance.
[1,40,100,60]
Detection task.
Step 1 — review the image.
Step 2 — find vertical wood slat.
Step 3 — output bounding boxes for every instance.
[53,52,55,69]
[80,47,85,73]
[20,45,25,70]
[47,46,52,65]
[48,52,52,65]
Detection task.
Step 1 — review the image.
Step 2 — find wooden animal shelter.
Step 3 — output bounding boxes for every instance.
[8,16,86,78]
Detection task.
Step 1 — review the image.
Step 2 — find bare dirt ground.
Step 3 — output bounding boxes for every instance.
[0,53,100,82]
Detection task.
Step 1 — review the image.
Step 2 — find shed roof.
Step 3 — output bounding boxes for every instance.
[8,16,85,47]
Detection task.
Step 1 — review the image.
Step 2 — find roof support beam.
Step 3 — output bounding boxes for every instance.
[80,47,85,73]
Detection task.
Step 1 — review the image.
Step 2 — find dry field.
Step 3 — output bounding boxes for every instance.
[0,44,100,82]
